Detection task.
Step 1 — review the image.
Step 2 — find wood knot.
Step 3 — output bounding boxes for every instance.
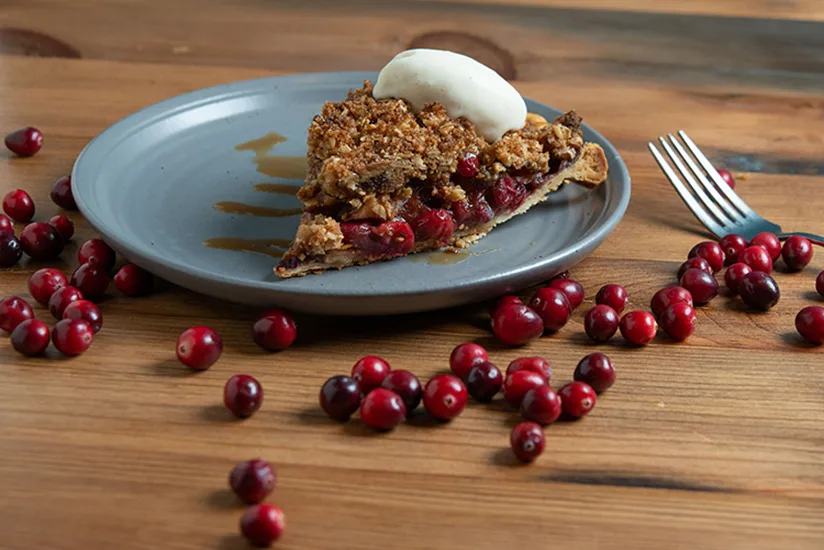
[407,31,516,80]
[0,28,81,58]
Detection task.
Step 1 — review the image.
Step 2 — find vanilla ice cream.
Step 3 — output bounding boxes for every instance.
[372,49,527,142]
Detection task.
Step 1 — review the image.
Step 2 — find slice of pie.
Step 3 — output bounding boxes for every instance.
[275,78,607,278]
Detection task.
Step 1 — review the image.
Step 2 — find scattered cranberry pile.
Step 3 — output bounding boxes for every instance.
[0,221,161,357]
[483,231,824,349]
[318,345,615,463]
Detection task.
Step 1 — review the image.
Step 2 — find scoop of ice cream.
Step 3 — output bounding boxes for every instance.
[372,49,527,142]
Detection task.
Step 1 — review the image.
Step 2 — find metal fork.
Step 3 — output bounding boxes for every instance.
[648,131,824,245]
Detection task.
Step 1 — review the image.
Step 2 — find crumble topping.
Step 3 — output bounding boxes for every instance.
[298,81,584,216]
[290,214,345,258]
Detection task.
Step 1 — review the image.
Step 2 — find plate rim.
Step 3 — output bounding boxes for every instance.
[72,71,630,303]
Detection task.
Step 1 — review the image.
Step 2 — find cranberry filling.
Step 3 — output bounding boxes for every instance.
[340,220,415,259]
[488,174,528,213]
[453,190,493,226]
[334,161,557,259]
[412,209,455,243]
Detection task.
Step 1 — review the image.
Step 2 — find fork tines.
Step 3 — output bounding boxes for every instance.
[648,131,753,238]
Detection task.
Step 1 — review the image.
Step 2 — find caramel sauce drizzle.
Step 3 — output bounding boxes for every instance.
[202,238,291,259]
[234,132,306,180]
[212,201,301,218]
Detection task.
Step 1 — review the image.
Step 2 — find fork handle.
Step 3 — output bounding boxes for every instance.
[777,232,824,248]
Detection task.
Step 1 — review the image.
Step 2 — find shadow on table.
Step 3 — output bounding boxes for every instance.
[205,489,242,511]
[215,534,247,550]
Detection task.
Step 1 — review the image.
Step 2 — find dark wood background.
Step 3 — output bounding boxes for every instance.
[1,1,823,549]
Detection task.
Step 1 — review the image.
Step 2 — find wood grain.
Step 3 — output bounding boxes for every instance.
[415,0,824,21]
[2,2,824,548]
[3,0,824,92]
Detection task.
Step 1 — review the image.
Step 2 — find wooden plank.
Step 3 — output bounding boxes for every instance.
[1,0,824,91]
[413,0,824,22]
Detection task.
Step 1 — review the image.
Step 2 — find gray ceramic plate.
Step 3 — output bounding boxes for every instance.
[72,72,630,315]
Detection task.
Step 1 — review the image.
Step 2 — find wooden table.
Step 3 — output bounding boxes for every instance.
[2,2,824,549]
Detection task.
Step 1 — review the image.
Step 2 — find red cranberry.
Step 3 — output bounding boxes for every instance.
[50,175,77,210]
[520,385,562,425]
[595,284,628,313]
[679,268,719,304]
[559,381,597,418]
[796,306,824,345]
[360,388,406,430]
[10,319,50,356]
[412,209,455,243]
[5,127,43,157]
[502,370,547,407]
[351,356,391,394]
[689,241,725,273]
[20,222,63,260]
[320,375,362,422]
[77,238,116,269]
[584,304,619,342]
[740,245,773,273]
[781,236,813,271]
[114,264,154,296]
[494,295,523,313]
[0,213,13,233]
[176,326,222,370]
[547,278,584,309]
[718,234,747,265]
[381,369,422,413]
[650,286,693,319]
[489,174,527,212]
[724,262,752,295]
[510,422,545,463]
[456,152,480,177]
[506,357,552,382]
[449,342,488,379]
[252,309,297,351]
[619,311,657,345]
[739,271,780,311]
[0,232,23,267]
[340,220,415,258]
[423,374,468,421]
[48,285,84,319]
[2,189,35,223]
[749,233,781,261]
[529,287,571,332]
[491,303,544,346]
[717,169,735,189]
[452,191,493,226]
[0,296,34,333]
[677,257,712,279]
[28,268,68,305]
[659,302,696,341]
[63,299,102,333]
[48,215,74,241]
[817,271,824,298]
[224,374,264,418]
[229,459,276,504]
[70,263,110,300]
[573,353,615,393]
[465,361,503,402]
[52,318,93,356]
[240,504,285,546]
